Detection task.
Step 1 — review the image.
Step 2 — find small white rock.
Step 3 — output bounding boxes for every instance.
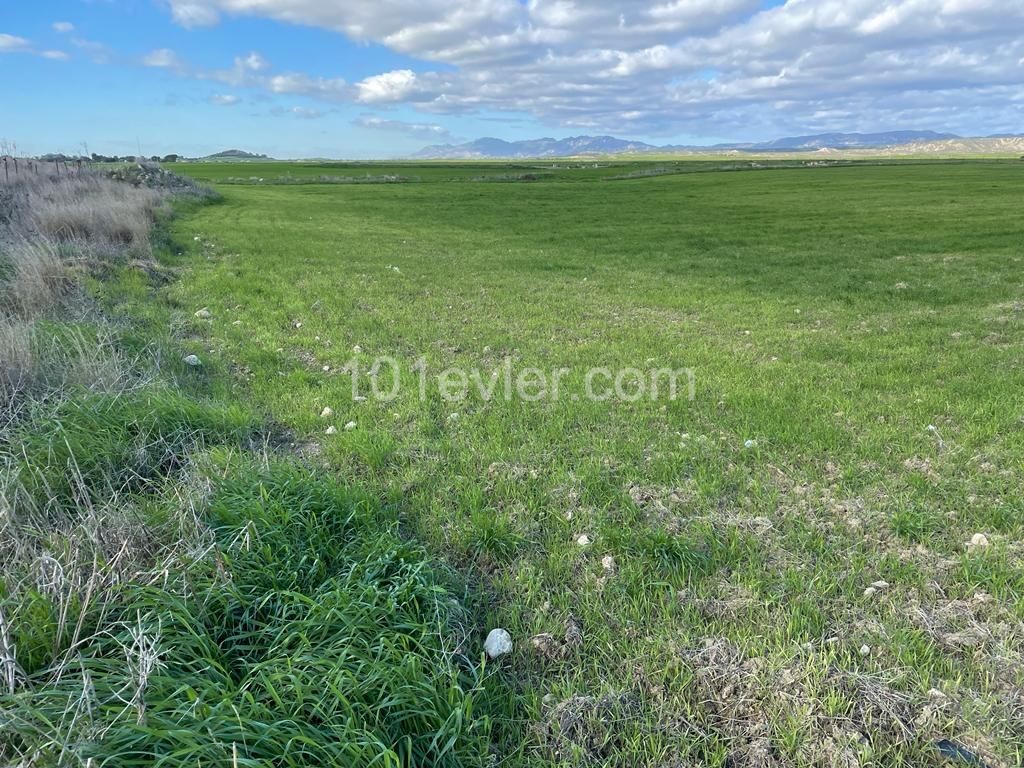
[744,439,758,449]
[871,580,890,590]
[320,407,333,418]
[344,421,357,431]
[325,426,337,435]
[576,534,591,547]
[352,344,363,353]
[484,628,512,659]
[859,644,871,657]
[183,354,202,367]
[322,365,331,372]
[863,587,877,598]
[194,307,212,319]
[967,533,990,550]
[601,555,616,573]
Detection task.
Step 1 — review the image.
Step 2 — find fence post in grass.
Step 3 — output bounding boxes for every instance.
[3,158,7,183]
[12,157,17,176]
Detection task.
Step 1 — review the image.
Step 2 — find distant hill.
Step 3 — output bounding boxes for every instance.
[885,136,1024,155]
[414,130,1005,159]
[203,149,271,160]
[737,130,960,151]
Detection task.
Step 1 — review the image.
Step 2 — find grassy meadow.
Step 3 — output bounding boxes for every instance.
[157,159,1024,766]
[4,158,1022,767]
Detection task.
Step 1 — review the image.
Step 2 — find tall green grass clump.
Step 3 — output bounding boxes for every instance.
[1,465,489,767]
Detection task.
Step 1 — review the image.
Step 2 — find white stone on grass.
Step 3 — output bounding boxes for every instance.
[967,533,990,550]
[484,628,512,659]
[183,354,201,367]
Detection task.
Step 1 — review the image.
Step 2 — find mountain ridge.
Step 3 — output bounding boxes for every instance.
[414,130,1023,159]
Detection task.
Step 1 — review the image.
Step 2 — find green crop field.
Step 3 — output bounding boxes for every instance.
[153,160,1024,766]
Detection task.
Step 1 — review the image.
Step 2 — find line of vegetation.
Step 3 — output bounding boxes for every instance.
[0,162,493,766]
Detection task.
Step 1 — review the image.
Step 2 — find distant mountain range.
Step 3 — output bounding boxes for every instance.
[415,131,1022,159]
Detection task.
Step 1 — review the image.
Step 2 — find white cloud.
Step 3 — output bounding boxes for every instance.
[355,70,419,103]
[170,2,220,28]
[356,115,453,138]
[52,22,75,33]
[41,50,70,61]
[211,93,240,105]
[158,0,1024,137]
[267,73,347,99]
[0,33,30,52]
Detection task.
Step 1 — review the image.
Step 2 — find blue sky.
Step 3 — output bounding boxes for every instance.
[2,0,1022,158]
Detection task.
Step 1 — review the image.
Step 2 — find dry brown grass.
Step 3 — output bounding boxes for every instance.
[0,163,169,410]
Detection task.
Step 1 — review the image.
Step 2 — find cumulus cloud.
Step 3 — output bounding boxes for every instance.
[52,22,75,33]
[159,0,1024,136]
[0,33,70,62]
[0,33,30,52]
[211,93,240,105]
[355,70,420,103]
[150,49,349,102]
[169,2,220,28]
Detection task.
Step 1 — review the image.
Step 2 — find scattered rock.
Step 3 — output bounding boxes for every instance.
[484,628,512,659]
[576,533,591,547]
[744,439,758,449]
[859,644,871,657]
[320,406,333,418]
[325,426,337,435]
[967,533,990,551]
[344,421,357,431]
[352,344,363,353]
[194,307,212,319]
[601,555,616,574]
[183,354,201,367]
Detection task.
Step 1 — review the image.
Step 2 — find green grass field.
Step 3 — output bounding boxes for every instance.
[164,160,1024,766]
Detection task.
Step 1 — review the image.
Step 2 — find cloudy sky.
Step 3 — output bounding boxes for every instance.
[3,0,1023,157]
